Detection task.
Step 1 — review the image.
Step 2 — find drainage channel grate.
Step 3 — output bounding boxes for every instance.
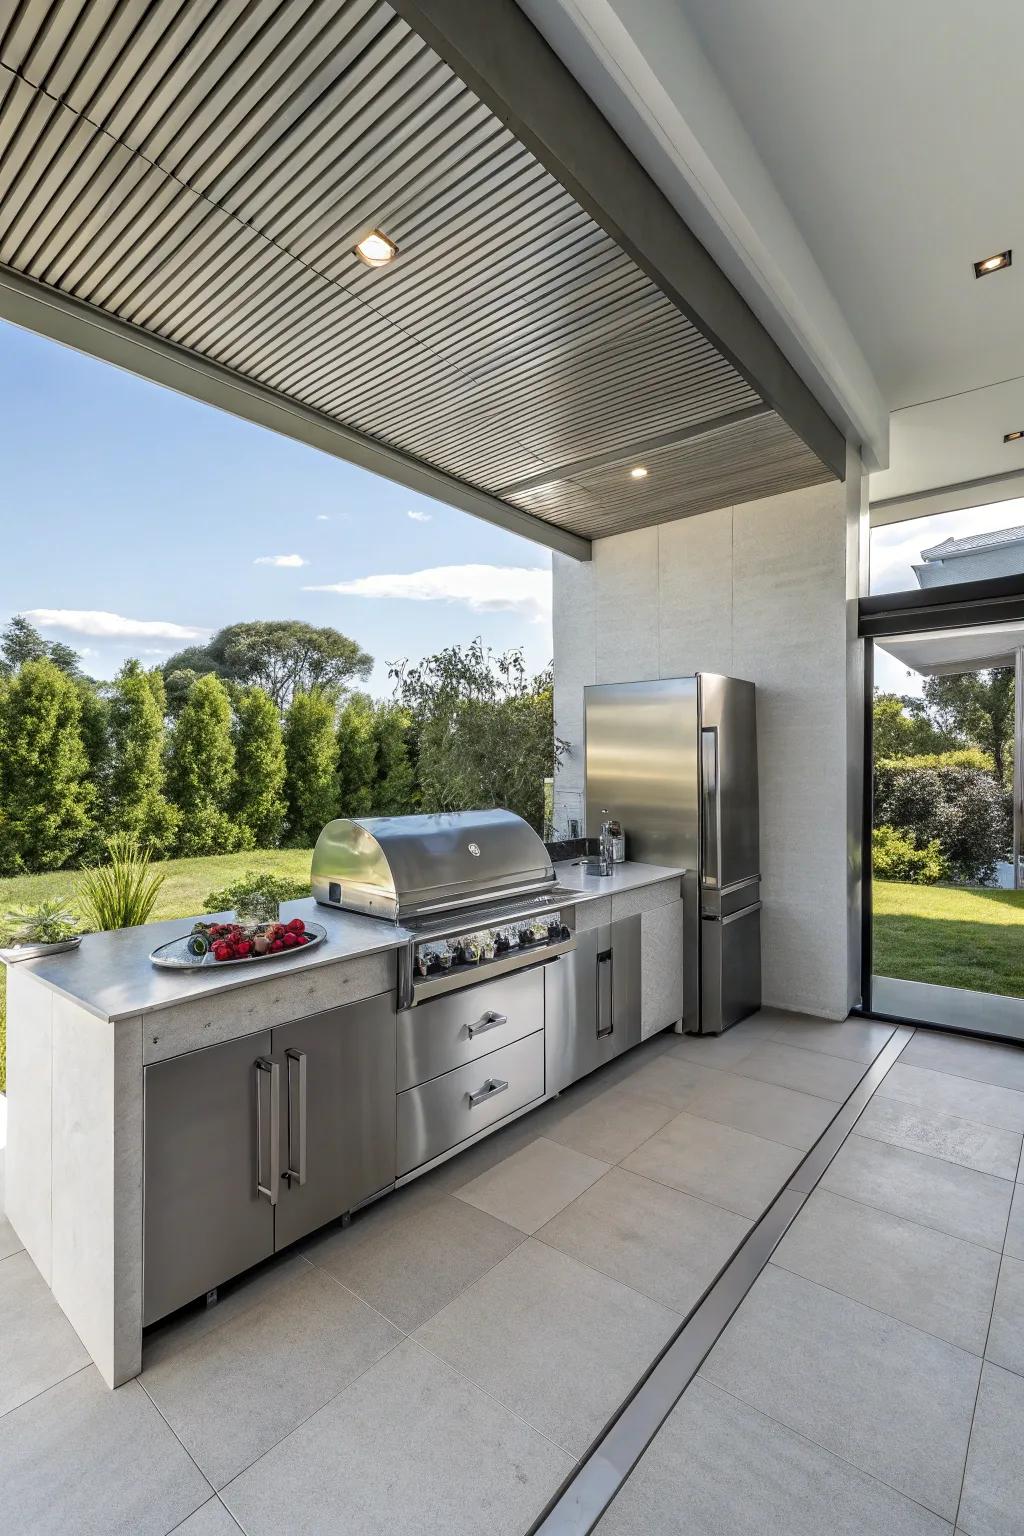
[529,1023,916,1535]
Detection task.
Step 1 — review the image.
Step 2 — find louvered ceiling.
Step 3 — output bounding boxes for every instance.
[0,0,835,552]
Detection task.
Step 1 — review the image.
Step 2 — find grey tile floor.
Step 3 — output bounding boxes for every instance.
[5,1013,1020,1533]
[598,1026,1024,1536]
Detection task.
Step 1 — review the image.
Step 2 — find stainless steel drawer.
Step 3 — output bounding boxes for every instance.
[396,1030,544,1176]
[396,967,544,1091]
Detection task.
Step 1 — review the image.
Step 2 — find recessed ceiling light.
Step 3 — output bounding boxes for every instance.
[353,229,398,268]
[630,466,649,480]
[1005,430,1024,443]
[973,249,1011,278]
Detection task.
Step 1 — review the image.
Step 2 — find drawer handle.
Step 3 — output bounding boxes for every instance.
[468,1077,510,1107]
[467,1010,508,1039]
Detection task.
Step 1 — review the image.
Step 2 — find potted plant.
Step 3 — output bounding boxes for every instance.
[0,898,81,962]
[203,870,309,927]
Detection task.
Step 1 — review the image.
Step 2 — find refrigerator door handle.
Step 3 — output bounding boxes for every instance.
[701,726,720,888]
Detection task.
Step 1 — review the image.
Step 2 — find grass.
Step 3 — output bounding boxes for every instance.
[874,878,1024,998]
[0,848,313,1093]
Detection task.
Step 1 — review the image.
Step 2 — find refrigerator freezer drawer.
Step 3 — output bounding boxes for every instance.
[701,902,762,1034]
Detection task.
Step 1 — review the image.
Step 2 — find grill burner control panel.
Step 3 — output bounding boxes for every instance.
[398,894,577,1008]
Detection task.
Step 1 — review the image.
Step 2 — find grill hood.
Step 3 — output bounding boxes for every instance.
[311,810,554,922]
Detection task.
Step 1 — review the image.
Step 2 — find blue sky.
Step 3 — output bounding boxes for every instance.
[0,321,553,696]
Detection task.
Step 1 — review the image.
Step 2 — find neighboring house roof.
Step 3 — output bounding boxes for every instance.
[919,525,1024,562]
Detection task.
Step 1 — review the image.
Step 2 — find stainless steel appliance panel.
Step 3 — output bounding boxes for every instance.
[699,674,759,891]
[396,967,544,1091]
[545,914,642,1093]
[143,1031,275,1326]
[396,1030,545,1176]
[273,993,397,1251]
[585,678,700,869]
[701,902,762,1033]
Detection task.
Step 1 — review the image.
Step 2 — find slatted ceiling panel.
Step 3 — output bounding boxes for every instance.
[507,413,832,538]
[0,0,837,545]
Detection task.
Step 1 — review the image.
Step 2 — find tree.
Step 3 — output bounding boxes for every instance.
[164,620,373,712]
[391,640,559,830]
[874,761,1011,884]
[283,689,338,846]
[922,669,1015,784]
[166,674,249,855]
[232,687,288,847]
[336,693,377,818]
[873,691,960,759]
[372,703,417,816]
[107,660,178,852]
[0,658,94,874]
[0,614,82,677]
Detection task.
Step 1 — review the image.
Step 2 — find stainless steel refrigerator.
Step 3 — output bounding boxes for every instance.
[584,675,761,1034]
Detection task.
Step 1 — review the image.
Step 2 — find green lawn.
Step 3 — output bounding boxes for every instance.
[0,849,313,1092]
[874,879,1024,997]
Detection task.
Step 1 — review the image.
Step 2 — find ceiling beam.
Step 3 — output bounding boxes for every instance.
[391,0,846,483]
[0,264,591,562]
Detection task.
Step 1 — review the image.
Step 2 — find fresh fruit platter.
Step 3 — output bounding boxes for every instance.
[150,917,327,971]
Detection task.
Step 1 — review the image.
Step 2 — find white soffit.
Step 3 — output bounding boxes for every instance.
[871,377,1024,509]
[878,622,1024,678]
[517,0,889,471]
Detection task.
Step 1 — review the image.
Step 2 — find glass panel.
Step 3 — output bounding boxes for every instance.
[870,497,1024,595]
[871,626,1024,1038]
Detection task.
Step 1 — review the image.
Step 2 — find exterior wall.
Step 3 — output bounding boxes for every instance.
[914,542,1024,588]
[553,447,864,1020]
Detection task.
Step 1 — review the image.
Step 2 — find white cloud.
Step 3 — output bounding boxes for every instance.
[306,564,552,624]
[407,509,432,523]
[254,553,308,568]
[25,609,208,641]
[316,514,330,522]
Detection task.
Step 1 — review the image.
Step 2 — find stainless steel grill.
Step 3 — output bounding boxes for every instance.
[311,810,577,1007]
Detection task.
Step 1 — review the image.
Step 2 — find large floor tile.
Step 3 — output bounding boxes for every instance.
[598,1374,952,1536]
[221,1338,572,1536]
[143,1260,400,1488]
[171,1499,241,1535]
[856,1096,1021,1180]
[768,1014,895,1064]
[730,1038,865,1101]
[413,1238,679,1456]
[985,1256,1024,1376]
[545,1085,676,1163]
[702,1265,980,1519]
[0,1249,90,1417]
[1004,1185,1024,1260]
[143,1252,313,1370]
[773,1189,1000,1354]
[621,1109,800,1218]
[537,1166,750,1314]
[454,1136,608,1234]
[957,1362,1024,1536]
[821,1135,1013,1251]
[665,1028,763,1071]
[879,1063,1024,1134]
[0,1208,25,1262]
[610,1052,730,1113]
[304,1193,523,1332]
[900,1031,1024,1093]
[671,1066,837,1150]
[0,1367,210,1535]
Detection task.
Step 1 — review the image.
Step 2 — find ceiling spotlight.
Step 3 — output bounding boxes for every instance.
[1005,430,1024,443]
[630,466,649,480]
[973,250,1011,278]
[353,229,398,268]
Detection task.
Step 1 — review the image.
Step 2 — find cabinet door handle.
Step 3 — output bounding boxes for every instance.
[467,1010,507,1039]
[255,1057,280,1206]
[597,948,614,1038]
[285,1048,307,1186]
[467,1077,509,1107]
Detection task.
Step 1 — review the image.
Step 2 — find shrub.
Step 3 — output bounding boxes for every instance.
[231,687,287,847]
[372,703,416,816]
[107,660,178,853]
[337,693,377,819]
[871,825,947,884]
[76,835,166,932]
[876,748,995,773]
[0,658,95,874]
[204,870,309,919]
[874,761,1011,884]
[167,674,250,856]
[283,689,338,846]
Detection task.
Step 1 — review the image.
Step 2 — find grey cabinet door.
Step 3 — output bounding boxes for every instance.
[273,992,397,1251]
[143,1030,274,1326]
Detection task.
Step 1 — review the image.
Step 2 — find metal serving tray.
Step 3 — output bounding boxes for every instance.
[150,922,327,970]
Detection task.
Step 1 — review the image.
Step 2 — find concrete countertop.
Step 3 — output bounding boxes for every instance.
[9,862,684,1023]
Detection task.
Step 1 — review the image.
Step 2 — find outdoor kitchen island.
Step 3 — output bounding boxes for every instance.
[4,846,684,1390]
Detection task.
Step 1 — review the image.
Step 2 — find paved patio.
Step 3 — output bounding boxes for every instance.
[2,1013,1021,1533]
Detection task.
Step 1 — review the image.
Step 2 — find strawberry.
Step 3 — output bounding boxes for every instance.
[296,935,309,946]
[287,918,306,934]
[282,933,298,948]
[235,940,252,958]
[270,938,285,953]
